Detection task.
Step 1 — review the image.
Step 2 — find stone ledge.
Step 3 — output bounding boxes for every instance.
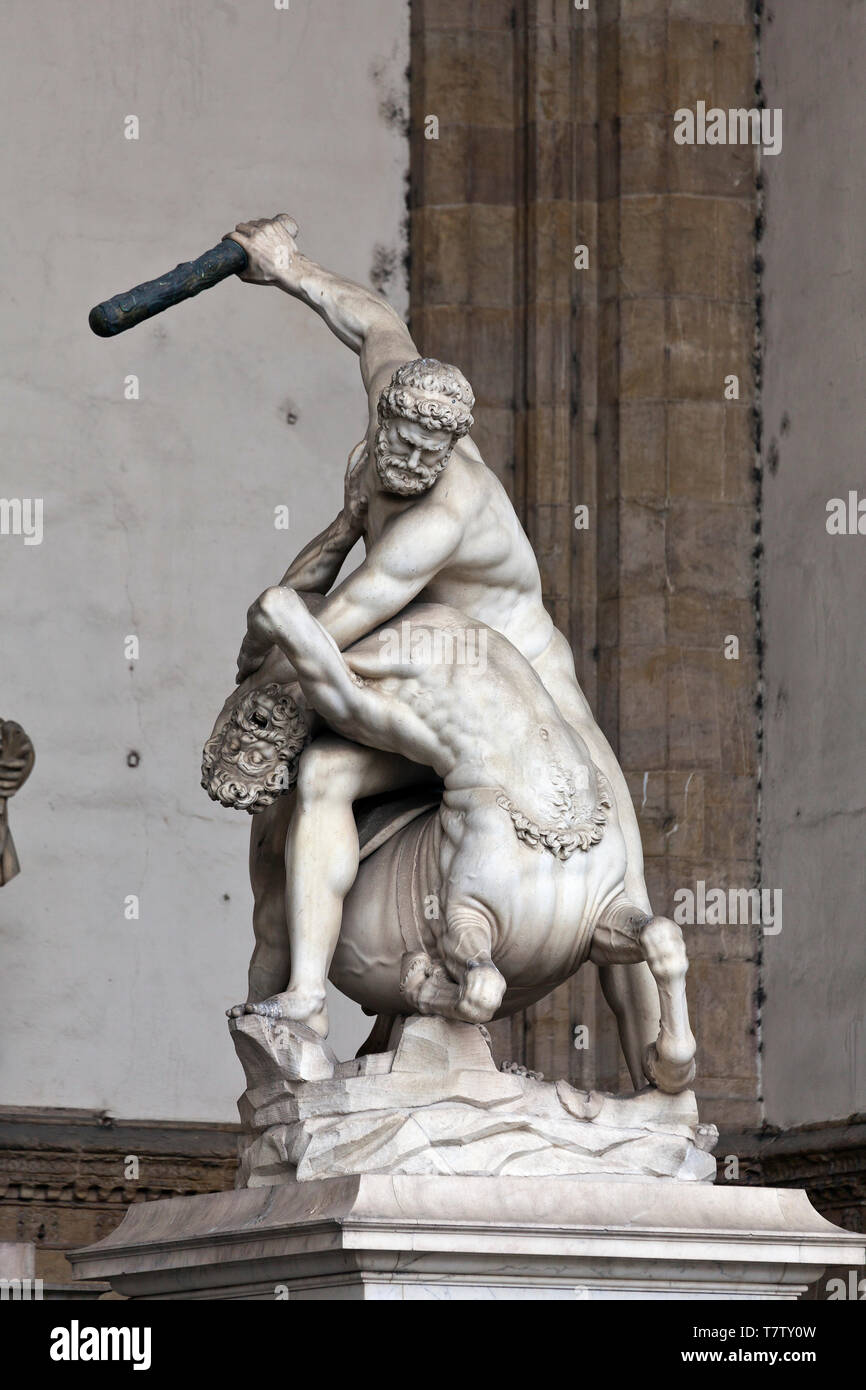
[0,1108,239,1283]
[717,1115,866,1236]
[70,1175,865,1301]
[0,1107,240,1159]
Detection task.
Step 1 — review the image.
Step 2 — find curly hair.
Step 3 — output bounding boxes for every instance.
[378,358,475,437]
[201,684,310,815]
[497,772,612,861]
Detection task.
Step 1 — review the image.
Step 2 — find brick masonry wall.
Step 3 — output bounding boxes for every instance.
[410,0,761,1127]
[0,1110,237,1283]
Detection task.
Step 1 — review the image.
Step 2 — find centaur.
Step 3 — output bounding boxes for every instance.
[203,589,697,1094]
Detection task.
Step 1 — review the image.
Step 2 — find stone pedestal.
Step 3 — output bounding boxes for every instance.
[70,1174,865,1301]
[71,1012,865,1299]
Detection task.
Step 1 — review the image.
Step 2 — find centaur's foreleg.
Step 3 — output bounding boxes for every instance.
[590,900,696,1094]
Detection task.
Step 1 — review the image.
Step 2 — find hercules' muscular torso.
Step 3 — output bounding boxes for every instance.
[361,438,557,669]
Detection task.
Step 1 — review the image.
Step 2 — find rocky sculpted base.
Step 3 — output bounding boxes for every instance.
[231,1013,718,1186]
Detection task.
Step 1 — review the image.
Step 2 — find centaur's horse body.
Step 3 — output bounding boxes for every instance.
[336,781,627,1024]
[206,590,697,1094]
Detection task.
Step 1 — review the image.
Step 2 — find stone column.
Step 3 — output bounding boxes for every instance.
[409,0,760,1128]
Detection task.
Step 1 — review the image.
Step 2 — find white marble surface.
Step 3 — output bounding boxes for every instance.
[233,1014,717,1184]
[204,213,695,1095]
[71,1174,866,1301]
[0,1241,35,1279]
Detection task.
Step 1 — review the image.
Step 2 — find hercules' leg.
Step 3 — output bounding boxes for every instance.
[227,791,295,1018]
[244,736,426,1036]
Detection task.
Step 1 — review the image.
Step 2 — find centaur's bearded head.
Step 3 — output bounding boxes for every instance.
[201,683,310,814]
[375,358,475,496]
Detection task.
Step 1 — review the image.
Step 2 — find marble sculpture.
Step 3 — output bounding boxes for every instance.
[201,215,714,1184]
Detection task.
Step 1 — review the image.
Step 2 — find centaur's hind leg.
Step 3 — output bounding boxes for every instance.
[400,953,462,1016]
[532,634,662,1085]
[401,904,506,1024]
[598,960,664,1089]
[591,900,696,1094]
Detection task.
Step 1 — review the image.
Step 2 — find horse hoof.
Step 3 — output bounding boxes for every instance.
[644,1042,696,1094]
[456,961,506,1023]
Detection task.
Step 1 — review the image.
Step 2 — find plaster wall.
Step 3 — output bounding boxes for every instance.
[0,0,409,1121]
[762,0,866,1125]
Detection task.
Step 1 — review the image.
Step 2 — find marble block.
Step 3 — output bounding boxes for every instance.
[231,1013,718,1185]
[70,1174,866,1301]
[0,1242,34,1278]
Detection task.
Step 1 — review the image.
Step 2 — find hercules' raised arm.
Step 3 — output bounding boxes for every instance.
[224,214,418,394]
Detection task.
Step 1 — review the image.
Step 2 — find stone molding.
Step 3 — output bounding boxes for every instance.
[718,1115,866,1235]
[69,1174,865,1301]
[0,1107,238,1281]
[4,1104,863,1288]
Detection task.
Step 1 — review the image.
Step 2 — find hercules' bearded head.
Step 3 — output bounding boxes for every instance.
[375,358,475,496]
[201,683,310,814]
